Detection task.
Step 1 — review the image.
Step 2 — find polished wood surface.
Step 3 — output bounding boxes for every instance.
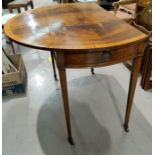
[124,55,143,131]
[63,44,141,68]
[4,3,148,144]
[4,3,147,51]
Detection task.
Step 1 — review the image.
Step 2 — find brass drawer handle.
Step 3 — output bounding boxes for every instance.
[101,51,112,60]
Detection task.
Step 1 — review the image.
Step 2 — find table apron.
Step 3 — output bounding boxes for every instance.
[56,44,143,68]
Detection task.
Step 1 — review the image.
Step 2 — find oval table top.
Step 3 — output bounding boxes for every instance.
[4,2,147,51]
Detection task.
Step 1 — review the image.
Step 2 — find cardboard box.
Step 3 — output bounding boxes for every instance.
[2,54,27,96]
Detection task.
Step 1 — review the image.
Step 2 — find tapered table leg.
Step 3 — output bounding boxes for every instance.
[8,7,13,13]
[50,51,58,81]
[31,1,34,9]
[57,53,74,145]
[91,68,95,75]
[17,8,21,13]
[24,6,28,11]
[124,56,143,132]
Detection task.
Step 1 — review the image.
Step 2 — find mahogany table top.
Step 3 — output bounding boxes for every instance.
[4,3,147,51]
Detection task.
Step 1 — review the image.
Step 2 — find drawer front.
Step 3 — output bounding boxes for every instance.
[64,45,138,68]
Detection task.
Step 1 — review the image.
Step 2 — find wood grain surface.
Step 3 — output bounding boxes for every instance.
[4,2,149,143]
[4,3,147,51]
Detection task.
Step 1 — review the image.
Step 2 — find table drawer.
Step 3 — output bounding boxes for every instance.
[64,45,138,68]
